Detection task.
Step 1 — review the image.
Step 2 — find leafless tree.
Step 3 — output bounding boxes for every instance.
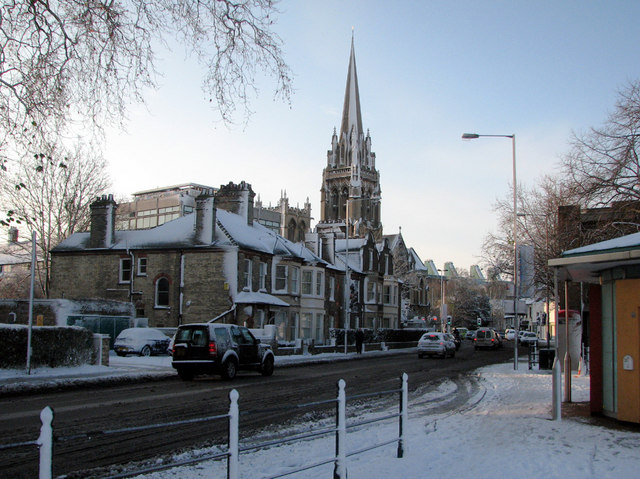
[0,0,293,170]
[563,81,640,207]
[480,175,579,297]
[1,144,110,296]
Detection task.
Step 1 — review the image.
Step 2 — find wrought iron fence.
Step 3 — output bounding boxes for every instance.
[0,373,409,479]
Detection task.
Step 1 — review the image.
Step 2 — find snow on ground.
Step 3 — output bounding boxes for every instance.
[3,352,640,478]
[117,362,639,479]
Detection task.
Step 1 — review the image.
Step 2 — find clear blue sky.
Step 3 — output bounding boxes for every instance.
[104,0,640,272]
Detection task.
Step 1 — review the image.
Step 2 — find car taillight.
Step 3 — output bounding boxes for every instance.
[208,341,217,356]
[491,339,495,342]
[473,338,477,342]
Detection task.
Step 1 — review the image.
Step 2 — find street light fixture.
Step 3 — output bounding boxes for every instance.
[462,132,519,370]
[437,268,448,333]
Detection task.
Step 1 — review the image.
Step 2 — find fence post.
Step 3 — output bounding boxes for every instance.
[37,406,54,479]
[552,357,562,421]
[227,389,239,479]
[397,373,408,458]
[333,379,347,479]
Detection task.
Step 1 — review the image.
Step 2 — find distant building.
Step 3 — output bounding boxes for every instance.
[254,191,312,243]
[117,183,217,230]
[0,227,45,299]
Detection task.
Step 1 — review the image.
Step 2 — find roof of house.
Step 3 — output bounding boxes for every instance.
[53,208,328,266]
[549,231,640,283]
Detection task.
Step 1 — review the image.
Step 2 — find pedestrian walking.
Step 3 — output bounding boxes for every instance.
[355,328,364,354]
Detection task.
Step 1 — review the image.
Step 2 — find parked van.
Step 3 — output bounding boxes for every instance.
[474,328,501,350]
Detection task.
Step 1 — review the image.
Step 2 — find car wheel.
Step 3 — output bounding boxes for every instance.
[450,350,455,358]
[418,353,424,359]
[474,346,479,351]
[177,368,194,381]
[140,345,151,357]
[115,352,126,357]
[222,359,237,380]
[261,356,274,376]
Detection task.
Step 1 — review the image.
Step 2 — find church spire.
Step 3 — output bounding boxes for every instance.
[339,35,363,140]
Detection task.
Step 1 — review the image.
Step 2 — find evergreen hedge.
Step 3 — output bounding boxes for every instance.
[0,325,94,368]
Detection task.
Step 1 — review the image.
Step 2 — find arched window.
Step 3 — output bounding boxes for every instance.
[287,219,297,242]
[297,221,306,242]
[155,277,170,308]
[330,189,338,218]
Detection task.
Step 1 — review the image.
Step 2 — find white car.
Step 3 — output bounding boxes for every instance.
[505,329,516,341]
[519,332,538,348]
[417,332,456,359]
[114,328,171,357]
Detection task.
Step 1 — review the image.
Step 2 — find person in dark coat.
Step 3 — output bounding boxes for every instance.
[355,328,364,354]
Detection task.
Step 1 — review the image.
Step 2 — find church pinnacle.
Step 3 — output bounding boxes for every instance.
[340,36,363,142]
[318,36,382,240]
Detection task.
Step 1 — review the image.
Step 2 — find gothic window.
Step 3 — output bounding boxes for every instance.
[341,187,349,219]
[155,277,169,308]
[287,219,297,242]
[297,221,306,242]
[331,190,338,218]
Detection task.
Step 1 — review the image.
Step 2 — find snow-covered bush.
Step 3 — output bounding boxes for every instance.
[0,324,94,368]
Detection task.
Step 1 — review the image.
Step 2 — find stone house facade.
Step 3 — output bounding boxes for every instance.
[50,183,355,344]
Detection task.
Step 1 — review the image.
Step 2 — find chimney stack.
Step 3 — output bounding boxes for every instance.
[7,227,18,244]
[195,195,216,244]
[214,181,255,226]
[89,194,117,248]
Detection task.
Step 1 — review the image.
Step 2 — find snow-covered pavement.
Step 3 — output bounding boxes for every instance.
[122,362,639,479]
[107,361,635,479]
[3,353,640,478]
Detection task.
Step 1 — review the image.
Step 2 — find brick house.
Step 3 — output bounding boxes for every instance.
[50,182,340,343]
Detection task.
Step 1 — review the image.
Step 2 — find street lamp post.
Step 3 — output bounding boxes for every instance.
[344,198,355,354]
[437,268,448,333]
[462,133,519,370]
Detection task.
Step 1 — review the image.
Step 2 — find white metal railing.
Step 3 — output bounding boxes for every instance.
[0,374,409,479]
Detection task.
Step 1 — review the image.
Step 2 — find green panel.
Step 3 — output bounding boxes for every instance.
[601,281,617,415]
[63,315,132,348]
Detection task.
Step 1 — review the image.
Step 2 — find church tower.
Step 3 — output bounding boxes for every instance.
[318,36,382,240]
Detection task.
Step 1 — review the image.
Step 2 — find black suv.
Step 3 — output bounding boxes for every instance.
[171,323,275,380]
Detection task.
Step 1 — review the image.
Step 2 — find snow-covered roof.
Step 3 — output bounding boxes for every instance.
[382,233,402,250]
[0,252,32,266]
[234,291,290,307]
[561,231,640,257]
[550,231,640,283]
[408,248,427,271]
[334,238,367,253]
[54,207,327,266]
[54,214,199,251]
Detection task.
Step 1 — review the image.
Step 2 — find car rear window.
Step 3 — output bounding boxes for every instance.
[425,334,440,341]
[476,330,487,339]
[214,327,231,348]
[176,326,208,346]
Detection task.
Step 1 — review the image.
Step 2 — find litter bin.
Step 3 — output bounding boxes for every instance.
[539,348,555,370]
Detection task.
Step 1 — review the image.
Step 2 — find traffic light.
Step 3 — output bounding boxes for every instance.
[447,315,452,325]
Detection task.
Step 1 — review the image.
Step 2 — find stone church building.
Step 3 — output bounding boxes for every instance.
[47,38,455,340]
